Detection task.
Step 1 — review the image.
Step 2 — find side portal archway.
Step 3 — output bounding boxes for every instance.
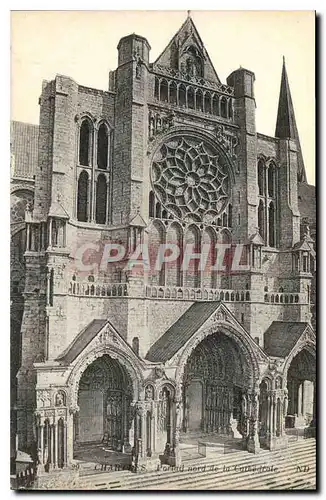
[286,348,316,428]
[73,354,134,457]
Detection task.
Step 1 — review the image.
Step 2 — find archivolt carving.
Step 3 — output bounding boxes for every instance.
[174,322,262,387]
[67,344,144,409]
[282,335,316,378]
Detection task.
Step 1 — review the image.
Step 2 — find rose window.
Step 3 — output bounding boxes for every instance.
[11,192,34,223]
[151,137,231,223]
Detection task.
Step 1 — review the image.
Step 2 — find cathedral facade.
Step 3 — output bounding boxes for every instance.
[11,16,316,474]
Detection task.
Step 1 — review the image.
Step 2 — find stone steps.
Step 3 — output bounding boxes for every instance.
[79,438,316,490]
[82,440,315,490]
[128,446,316,490]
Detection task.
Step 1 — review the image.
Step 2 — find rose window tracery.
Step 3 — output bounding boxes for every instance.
[151,137,231,223]
[11,191,34,223]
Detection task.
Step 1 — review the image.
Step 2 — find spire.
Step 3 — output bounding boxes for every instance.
[275,57,307,183]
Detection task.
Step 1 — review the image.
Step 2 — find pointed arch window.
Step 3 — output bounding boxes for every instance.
[220,97,228,118]
[179,84,186,108]
[268,163,276,197]
[132,337,140,356]
[196,89,203,112]
[228,99,233,120]
[97,123,109,170]
[76,118,111,225]
[258,200,265,243]
[268,202,276,247]
[160,79,169,102]
[187,87,195,109]
[154,78,160,99]
[155,202,161,219]
[212,94,219,115]
[258,160,265,196]
[149,191,155,218]
[95,174,107,225]
[228,204,232,227]
[77,170,89,222]
[169,81,178,105]
[79,120,91,166]
[204,92,212,114]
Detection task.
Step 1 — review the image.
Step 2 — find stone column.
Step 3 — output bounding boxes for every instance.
[26,223,30,251]
[38,424,44,472]
[51,423,55,469]
[123,398,132,453]
[247,391,260,453]
[171,400,182,466]
[63,422,67,468]
[141,405,147,459]
[129,402,135,451]
[271,392,276,436]
[282,392,288,435]
[267,389,289,450]
[67,409,77,467]
[134,403,144,462]
[298,383,303,416]
[240,393,249,447]
[54,420,58,468]
[266,395,271,437]
[313,382,316,423]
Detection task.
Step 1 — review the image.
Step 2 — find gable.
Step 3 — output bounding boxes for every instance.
[146,301,266,364]
[154,16,221,84]
[146,301,220,363]
[56,319,140,366]
[263,321,313,358]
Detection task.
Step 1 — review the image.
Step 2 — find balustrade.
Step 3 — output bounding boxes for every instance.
[265,292,305,304]
[152,64,234,95]
[145,285,250,302]
[68,281,308,304]
[153,73,234,120]
[68,281,129,297]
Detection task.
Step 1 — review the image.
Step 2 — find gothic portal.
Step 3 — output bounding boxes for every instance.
[11,14,316,474]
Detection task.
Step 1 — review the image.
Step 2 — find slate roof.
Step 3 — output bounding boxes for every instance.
[146,301,221,363]
[56,319,108,365]
[263,321,309,358]
[298,183,316,227]
[11,121,38,180]
[48,201,70,219]
[129,213,147,227]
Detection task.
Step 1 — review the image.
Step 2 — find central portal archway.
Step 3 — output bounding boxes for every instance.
[182,331,253,438]
[73,354,133,457]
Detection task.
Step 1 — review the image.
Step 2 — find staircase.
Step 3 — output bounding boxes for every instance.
[76,438,316,491]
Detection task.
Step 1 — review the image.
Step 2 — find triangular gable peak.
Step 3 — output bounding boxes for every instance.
[153,15,221,85]
[129,212,147,228]
[56,319,145,372]
[147,301,267,366]
[282,323,316,374]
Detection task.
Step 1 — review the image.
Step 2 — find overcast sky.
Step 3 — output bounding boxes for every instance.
[11,10,315,184]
